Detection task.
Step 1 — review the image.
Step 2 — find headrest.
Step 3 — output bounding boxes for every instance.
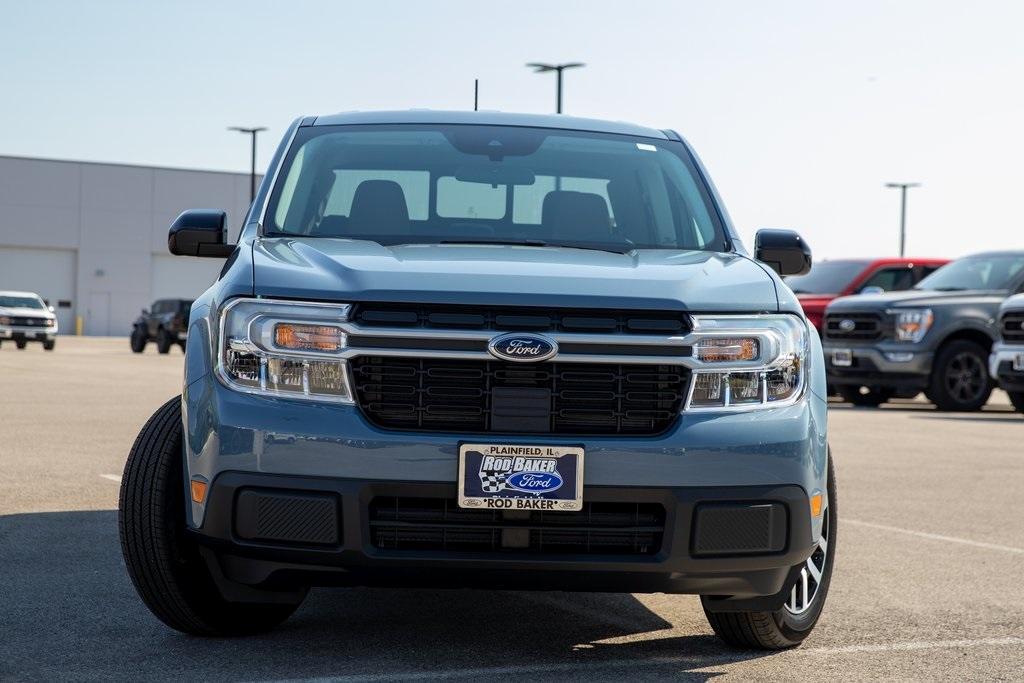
[348,180,410,234]
[541,190,611,240]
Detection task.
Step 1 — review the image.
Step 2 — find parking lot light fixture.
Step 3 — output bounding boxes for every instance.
[229,126,268,204]
[885,182,921,257]
[526,62,585,114]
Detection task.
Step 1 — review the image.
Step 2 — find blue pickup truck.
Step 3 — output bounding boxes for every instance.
[118,111,833,649]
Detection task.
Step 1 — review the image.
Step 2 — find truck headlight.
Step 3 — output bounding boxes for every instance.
[686,315,807,410]
[890,308,933,343]
[218,299,353,403]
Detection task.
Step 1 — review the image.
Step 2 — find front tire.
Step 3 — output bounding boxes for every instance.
[42,339,55,351]
[926,340,992,411]
[119,396,306,636]
[130,327,148,353]
[155,328,172,354]
[838,385,892,407]
[702,452,837,650]
[15,339,27,349]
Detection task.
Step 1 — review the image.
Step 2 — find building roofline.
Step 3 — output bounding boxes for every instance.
[0,153,261,178]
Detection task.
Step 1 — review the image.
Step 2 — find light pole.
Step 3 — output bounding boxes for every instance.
[228,126,267,204]
[885,182,920,257]
[526,62,585,114]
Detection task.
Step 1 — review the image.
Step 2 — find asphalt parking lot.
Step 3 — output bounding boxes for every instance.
[1,337,1022,681]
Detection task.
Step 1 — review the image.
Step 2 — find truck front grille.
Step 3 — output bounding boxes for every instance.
[824,312,886,341]
[369,496,665,556]
[7,317,49,327]
[1001,312,1024,343]
[350,357,687,435]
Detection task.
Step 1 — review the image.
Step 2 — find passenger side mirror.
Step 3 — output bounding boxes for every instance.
[168,210,233,258]
[754,229,812,277]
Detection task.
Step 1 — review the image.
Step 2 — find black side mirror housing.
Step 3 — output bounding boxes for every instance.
[168,210,233,257]
[754,229,812,277]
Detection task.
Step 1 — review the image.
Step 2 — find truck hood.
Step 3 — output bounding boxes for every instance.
[0,306,51,318]
[251,238,780,312]
[827,288,1008,311]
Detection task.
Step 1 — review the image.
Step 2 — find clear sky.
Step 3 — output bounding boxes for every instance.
[2,0,1022,259]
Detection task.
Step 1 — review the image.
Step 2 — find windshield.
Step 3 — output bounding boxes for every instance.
[916,254,1024,291]
[264,124,727,253]
[0,295,45,309]
[784,260,870,294]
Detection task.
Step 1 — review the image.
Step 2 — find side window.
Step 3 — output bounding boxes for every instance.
[324,170,429,220]
[859,267,914,292]
[916,265,943,283]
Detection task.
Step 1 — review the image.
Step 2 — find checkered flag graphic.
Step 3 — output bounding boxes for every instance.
[479,470,506,493]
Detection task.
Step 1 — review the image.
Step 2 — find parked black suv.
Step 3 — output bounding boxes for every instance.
[130,299,192,354]
[822,251,1024,410]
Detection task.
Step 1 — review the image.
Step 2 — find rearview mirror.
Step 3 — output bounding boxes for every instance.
[168,210,233,257]
[754,229,812,277]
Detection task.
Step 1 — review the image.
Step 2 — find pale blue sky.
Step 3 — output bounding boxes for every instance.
[2,0,1022,258]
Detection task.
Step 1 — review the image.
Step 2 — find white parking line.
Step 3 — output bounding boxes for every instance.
[98,474,121,483]
[269,637,1024,682]
[846,519,1024,555]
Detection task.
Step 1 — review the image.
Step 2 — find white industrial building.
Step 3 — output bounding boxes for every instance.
[0,155,259,335]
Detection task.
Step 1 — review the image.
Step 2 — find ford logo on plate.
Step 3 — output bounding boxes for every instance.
[505,470,563,493]
[487,332,558,363]
[838,319,857,332]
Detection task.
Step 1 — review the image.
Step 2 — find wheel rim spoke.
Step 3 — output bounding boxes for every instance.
[784,494,829,616]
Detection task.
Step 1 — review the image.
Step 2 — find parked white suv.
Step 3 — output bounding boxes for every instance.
[0,291,58,350]
[991,293,1024,414]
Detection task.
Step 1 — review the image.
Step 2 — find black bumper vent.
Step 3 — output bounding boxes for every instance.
[369,497,665,556]
[691,502,787,556]
[1001,313,1024,343]
[234,489,340,546]
[350,357,687,435]
[824,312,887,341]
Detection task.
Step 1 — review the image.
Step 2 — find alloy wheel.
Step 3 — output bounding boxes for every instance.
[785,496,829,615]
[944,352,986,404]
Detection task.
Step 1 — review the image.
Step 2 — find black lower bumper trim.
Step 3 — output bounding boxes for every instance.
[193,472,815,598]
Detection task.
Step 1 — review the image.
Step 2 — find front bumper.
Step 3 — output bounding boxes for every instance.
[822,342,933,389]
[990,343,1024,392]
[0,325,57,341]
[194,472,814,600]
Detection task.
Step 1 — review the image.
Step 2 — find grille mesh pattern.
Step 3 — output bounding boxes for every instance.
[369,496,665,555]
[1002,312,1024,343]
[824,312,886,341]
[691,503,787,556]
[350,357,687,435]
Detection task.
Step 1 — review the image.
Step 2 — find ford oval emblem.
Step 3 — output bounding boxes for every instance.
[838,319,857,332]
[505,470,563,493]
[487,332,558,363]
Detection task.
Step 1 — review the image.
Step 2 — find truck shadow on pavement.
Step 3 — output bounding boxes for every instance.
[1,510,774,681]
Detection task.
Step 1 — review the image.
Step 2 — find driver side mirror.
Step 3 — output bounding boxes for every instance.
[168,209,233,257]
[754,229,812,276]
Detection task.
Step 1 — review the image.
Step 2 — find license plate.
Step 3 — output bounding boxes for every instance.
[458,443,584,511]
[1014,353,1024,372]
[832,349,853,367]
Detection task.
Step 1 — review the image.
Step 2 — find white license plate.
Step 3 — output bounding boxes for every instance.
[458,443,584,511]
[832,349,853,367]
[1014,353,1024,372]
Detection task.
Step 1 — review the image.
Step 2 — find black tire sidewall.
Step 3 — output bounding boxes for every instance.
[130,328,147,353]
[838,386,892,407]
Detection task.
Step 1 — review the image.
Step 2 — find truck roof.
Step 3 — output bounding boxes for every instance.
[308,110,670,140]
[0,290,42,297]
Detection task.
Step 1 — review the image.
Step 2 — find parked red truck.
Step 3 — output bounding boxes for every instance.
[786,258,949,332]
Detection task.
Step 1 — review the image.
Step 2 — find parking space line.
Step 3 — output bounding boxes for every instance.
[98,474,121,483]
[846,519,1024,555]
[270,637,1024,682]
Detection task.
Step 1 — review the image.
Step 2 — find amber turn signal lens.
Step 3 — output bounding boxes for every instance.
[810,493,823,518]
[190,480,208,504]
[274,323,344,352]
[695,337,760,363]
